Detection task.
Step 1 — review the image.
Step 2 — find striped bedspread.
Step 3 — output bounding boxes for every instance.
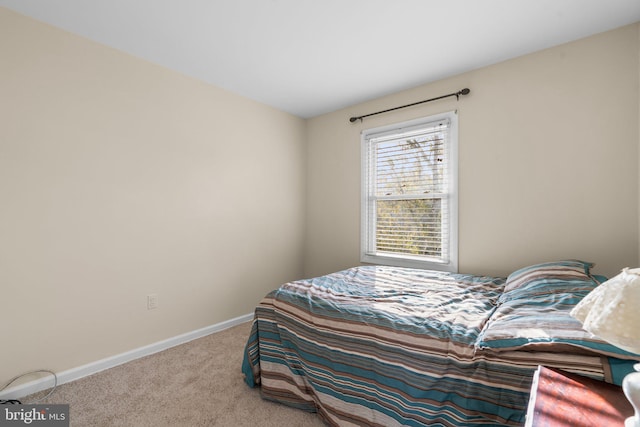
[241,266,616,426]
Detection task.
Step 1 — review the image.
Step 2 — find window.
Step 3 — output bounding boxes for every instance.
[361,111,458,272]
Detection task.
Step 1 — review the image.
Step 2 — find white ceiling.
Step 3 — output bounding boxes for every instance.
[2,0,640,118]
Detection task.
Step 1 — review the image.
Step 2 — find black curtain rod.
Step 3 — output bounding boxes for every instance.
[349,88,470,123]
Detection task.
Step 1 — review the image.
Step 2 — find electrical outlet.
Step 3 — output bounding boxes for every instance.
[147,294,158,310]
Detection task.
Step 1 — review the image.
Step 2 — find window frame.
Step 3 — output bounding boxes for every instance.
[360,111,458,272]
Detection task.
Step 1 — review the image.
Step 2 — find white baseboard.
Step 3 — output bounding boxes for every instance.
[0,313,254,400]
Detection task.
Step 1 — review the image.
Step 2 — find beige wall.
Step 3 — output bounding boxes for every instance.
[0,8,306,382]
[305,23,640,279]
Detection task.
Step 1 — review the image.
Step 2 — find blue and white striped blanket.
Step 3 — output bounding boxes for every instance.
[242,266,624,426]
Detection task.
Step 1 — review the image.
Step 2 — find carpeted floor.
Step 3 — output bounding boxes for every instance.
[23,321,326,426]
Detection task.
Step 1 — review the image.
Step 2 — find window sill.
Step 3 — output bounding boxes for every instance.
[361,253,457,273]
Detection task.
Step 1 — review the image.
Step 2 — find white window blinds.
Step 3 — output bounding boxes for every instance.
[361,112,457,271]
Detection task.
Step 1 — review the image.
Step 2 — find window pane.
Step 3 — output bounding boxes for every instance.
[375,132,446,197]
[375,198,442,258]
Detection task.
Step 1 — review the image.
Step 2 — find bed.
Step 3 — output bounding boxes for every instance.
[241,261,637,426]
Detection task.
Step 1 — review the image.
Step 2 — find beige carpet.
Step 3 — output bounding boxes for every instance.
[24,321,326,426]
